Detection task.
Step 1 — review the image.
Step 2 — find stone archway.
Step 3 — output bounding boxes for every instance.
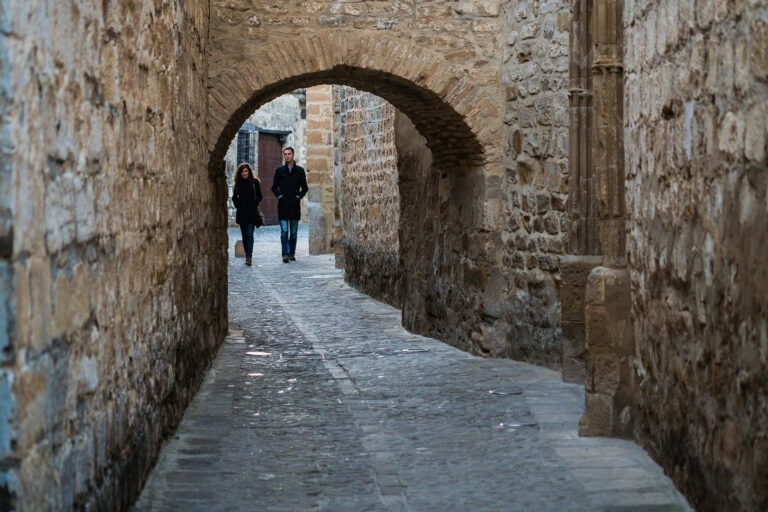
[206,31,506,353]
[206,32,501,173]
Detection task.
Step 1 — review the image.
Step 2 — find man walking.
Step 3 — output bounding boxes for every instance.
[271,147,308,263]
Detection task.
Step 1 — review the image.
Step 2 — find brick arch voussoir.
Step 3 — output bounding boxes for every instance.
[207,32,499,174]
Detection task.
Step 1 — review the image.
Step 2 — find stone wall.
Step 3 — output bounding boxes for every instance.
[334,87,401,307]
[0,1,226,510]
[394,111,437,325]
[306,85,335,254]
[208,0,504,167]
[4,0,767,508]
[624,0,768,509]
[501,0,571,367]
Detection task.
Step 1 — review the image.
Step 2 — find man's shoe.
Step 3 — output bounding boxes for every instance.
[283,257,289,263]
[245,258,252,266]
[289,255,296,261]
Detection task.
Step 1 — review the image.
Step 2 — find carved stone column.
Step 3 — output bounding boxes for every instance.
[592,0,626,269]
[578,0,634,438]
[560,0,600,384]
[567,0,598,256]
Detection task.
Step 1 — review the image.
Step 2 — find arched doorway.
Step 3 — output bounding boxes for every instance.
[207,35,505,354]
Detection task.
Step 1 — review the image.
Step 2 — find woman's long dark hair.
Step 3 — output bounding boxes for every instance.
[235,162,260,186]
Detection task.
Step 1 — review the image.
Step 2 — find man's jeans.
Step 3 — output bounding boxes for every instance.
[239,223,255,258]
[279,220,299,257]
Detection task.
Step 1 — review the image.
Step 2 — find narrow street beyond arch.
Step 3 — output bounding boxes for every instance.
[134,227,690,511]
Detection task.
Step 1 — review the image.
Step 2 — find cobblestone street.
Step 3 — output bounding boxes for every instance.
[133,226,691,511]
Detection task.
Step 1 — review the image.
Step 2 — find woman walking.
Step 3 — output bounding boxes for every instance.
[232,163,263,266]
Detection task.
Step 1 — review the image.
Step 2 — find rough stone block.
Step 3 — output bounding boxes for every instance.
[561,330,587,384]
[585,268,607,305]
[592,353,620,394]
[562,322,585,348]
[585,304,610,347]
[308,202,329,255]
[579,392,614,437]
[560,285,586,322]
[454,0,500,17]
[559,255,603,284]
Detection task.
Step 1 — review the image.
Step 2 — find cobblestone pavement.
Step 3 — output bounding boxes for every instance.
[133,226,692,512]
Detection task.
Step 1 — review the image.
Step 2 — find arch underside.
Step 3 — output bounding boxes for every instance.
[209,67,485,173]
[206,33,502,175]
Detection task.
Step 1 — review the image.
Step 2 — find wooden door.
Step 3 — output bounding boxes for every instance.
[257,133,283,225]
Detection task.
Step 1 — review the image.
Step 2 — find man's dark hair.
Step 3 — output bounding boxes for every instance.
[283,146,294,154]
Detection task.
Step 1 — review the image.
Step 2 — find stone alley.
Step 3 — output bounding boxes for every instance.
[4,1,768,509]
[133,227,690,511]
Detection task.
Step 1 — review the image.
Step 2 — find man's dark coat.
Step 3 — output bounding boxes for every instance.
[271,164,308,220]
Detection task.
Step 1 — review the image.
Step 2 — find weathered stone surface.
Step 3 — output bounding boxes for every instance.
[0,1,226,509]
[502,0,571,369]
[559,255,602,384]
[307,85,335,254]
[334,87,401,307]
[624,0,768,509]
[579,267,633,439]
[207,0,503,170]
[4,0,766,510]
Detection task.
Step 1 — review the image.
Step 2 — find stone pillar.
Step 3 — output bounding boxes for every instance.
[567,0,598,256]
[560,0,601,385]
[305,85,335,255]
[578,0,634,438]
[592,0,626,269]
[580,266,633,437]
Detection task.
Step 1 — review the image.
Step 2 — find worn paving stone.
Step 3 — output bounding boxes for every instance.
[133,226,691,512]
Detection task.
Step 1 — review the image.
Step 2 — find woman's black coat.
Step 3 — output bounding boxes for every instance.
[232,179,263,226]
[271,164,308,220]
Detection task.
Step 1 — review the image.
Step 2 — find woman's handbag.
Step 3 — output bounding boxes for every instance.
[255,208,265,228]
[252,181,265,228]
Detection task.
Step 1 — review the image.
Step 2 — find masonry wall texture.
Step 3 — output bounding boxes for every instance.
[394,109,440,330]
[306,85,335,253]
[1,1,226,510]
[501,0,571,367]
[624,0,768,509]
[207,0,504,167]
[334,87,401,307]
[4,0,767,509]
